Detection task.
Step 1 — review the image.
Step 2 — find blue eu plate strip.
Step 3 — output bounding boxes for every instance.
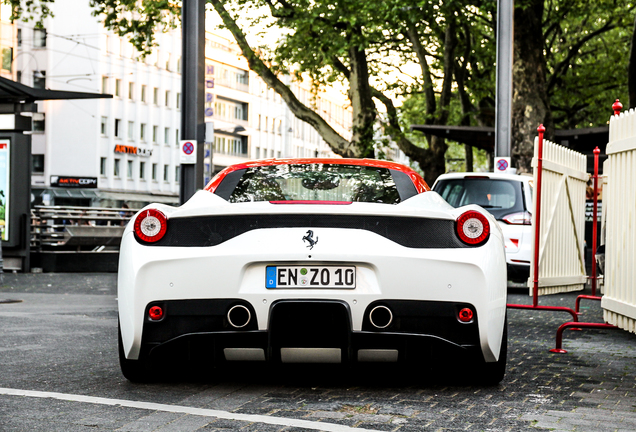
[266,266,277,288]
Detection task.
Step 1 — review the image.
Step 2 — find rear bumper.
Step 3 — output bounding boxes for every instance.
[507,262,530,283]
[138,299,485,365]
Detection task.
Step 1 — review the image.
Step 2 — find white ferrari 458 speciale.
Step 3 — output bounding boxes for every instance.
[118,158,507,383]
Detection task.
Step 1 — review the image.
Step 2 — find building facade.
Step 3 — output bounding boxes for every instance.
[17,3,355,209]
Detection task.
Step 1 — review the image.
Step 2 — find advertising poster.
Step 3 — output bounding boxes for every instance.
[0,139,9,241]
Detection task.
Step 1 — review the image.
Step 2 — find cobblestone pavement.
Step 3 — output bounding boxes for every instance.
[1,273,635,431]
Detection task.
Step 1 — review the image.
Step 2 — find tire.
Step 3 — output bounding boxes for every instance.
[118,322,152,382]
[479,315,508,385]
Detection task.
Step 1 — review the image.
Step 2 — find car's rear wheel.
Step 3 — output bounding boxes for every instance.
[478,315,507,385]
[118,322,151,382]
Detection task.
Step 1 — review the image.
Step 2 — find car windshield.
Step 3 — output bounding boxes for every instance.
[226,164,403,204]
[433,177,525,219]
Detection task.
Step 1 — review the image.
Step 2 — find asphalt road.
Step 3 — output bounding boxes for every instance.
[1,273,636,431]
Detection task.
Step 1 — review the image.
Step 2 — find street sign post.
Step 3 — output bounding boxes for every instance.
[180,140,197,164]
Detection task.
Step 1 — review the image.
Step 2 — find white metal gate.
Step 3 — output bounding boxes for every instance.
[602,109,636,333]
[529,137,589,295]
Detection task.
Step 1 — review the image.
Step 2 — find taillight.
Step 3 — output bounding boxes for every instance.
[456,210,490,246]
[502,211,532,225]
[134,209,167,243]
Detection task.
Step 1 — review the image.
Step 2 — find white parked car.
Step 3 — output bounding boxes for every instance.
[432,172,533,287]
[118,159,507,383]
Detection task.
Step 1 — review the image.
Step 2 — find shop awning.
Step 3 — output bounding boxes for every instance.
[97,191,179,204]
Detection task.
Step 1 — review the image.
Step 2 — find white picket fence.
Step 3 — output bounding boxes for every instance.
[601,109,636,333]
[529,137,589,295]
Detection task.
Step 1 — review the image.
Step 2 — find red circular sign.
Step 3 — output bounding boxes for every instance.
[496,159,509,171]
[183,142,194,155]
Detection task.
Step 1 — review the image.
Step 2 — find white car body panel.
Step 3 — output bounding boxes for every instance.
[432,172,534,279]
[118,188,506,365]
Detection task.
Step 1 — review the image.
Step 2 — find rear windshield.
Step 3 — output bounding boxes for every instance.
[433,178,525,219]
[215,164,417,204]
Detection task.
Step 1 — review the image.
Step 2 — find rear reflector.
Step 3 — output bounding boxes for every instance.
[148,306,163,321]
[458,308,474,323]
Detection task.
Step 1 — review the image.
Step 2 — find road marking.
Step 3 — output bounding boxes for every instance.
[0,387,377,432]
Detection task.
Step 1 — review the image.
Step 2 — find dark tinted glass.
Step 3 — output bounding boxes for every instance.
[433,178,525,219]
[225,164,402,204]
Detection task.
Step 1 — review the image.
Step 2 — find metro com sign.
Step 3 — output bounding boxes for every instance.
[114,145,152,157]
[50,176,98,188]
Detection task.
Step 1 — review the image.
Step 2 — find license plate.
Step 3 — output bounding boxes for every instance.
[266,266,356,288]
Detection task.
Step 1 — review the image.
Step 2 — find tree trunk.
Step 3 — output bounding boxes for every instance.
[512,0,553,173]
[629,15,636,109]
[465,144,473,172]
[348,43,377,157]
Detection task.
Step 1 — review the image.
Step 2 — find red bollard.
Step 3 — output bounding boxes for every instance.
[550,322,618,353]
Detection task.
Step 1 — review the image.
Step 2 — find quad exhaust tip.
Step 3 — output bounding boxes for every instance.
[227,305,251,328]
[369,305,393,329]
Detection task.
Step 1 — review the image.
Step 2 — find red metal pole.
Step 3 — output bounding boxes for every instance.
[507,125,580,323]
[575,295,602,313]
[549,321,618,353]
[591,147,600,296]
[533,125,545,307]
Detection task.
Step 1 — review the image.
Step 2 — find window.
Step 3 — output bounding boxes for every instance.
[100,116,108,136]
[152,163,157,181]
[115,79,121,97]
[32,155,44,173]
[153,87,158,105]
[33,71,45,89]
[127,160,133,178]
[114,159,120,177]
[433,178,524,220]
[152,126,158,144]
[140,123,146,141]
[175,166,180,183]
[141,85,147,102]
[165,90,170,107]
[127,121,134,140]
[100,157,107,176]
[34,28,47,48]
[114,119,121,138]
[32,113,45,132]
[2,48,12,72]
[225,164,402,204]
[176,93,181,110]
[163,165,169,181]
[139,161,145,179]
[128,82,134,100]
[164,127,170,146]
[101,76,108,93]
